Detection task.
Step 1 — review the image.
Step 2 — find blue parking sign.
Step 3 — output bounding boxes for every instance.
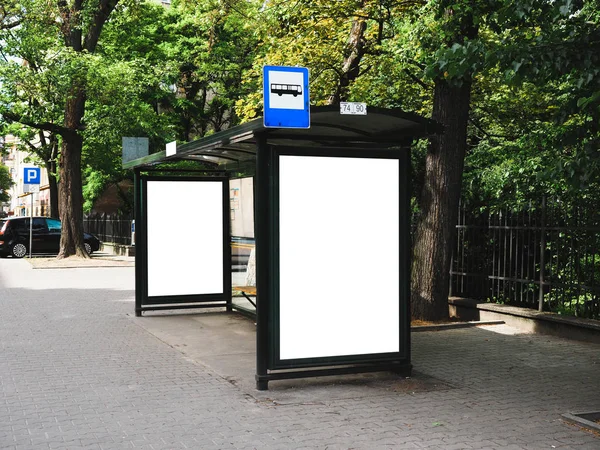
[263,66,310,129]
[24,167,41,184]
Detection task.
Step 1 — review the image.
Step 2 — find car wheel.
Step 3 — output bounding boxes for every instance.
[11,243,27,258]
[84,242,92,255]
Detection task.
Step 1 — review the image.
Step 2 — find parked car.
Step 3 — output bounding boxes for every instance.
[0,216,101,258]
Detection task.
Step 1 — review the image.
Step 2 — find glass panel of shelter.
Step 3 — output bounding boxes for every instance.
[229,172,257,316]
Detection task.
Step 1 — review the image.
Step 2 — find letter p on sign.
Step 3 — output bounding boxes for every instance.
[24,167,41,184]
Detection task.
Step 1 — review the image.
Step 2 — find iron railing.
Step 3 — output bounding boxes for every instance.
[83,199,600,320]
[83,213,133,246]
[451,197,600,319]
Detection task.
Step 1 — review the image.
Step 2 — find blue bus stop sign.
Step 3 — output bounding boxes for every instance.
[263,66,310,129]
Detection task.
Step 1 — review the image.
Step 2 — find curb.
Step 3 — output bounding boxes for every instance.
[562,412,600,432]
[411,320,505,332]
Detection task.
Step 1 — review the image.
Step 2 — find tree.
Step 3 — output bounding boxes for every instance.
[0,0,65,218]
[464,74,600,211]
[81,1,175,213]
[2,0,256,225]
[158,0,260,141]
[236,0,422,120]
[0,0,120,258]
[408,0,600,320]
[0,164,13,203]
[76,0,260,212]
[410,1,478,321]
[0,0,21,31]
[55,0,120,258]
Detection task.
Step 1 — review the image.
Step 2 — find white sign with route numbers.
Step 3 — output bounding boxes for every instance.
[340,102,367,115]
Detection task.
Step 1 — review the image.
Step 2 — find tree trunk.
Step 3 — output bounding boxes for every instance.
[45,160,59,218]
[411,78,472,321]
[327,16,367,105]
[57,89,88,259]
[46,136,59,218]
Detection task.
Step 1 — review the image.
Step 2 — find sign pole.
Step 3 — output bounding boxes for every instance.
[29,192,33,259]
[23,167,41,259]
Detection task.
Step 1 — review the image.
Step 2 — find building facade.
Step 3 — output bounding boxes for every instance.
[1,135,50,217]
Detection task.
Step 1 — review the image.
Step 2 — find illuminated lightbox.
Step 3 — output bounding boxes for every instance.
[278,155,400,360]
[146,180,224,297]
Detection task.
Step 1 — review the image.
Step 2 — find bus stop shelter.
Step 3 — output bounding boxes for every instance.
[124,106,438,390]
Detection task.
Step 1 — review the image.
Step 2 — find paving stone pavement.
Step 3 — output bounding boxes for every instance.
[0,258,599,449]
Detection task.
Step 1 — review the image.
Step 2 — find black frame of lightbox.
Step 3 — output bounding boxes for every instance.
[254,142,412,390]
[134,174,232,316]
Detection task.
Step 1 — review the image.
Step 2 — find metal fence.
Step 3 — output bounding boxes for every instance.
[451,197,600,319]
[83,199,600,320]
[84,213,133,246]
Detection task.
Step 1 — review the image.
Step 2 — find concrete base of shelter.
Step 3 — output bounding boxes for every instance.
[131,310,450,400]
[100,242,135,257]
[449,297,600,344]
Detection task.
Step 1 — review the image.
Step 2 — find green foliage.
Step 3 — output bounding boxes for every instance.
[236,0,423,120]
[0,164,13,203]
[553,292,598,318]
[463,67,600,212]
[401,0,600,213]
[75,2,180,209]
[0,0,597,242]
[156,0,260,138]
[82,169,111,213]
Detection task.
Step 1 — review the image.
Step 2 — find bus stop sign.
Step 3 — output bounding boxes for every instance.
[263,66,310,129]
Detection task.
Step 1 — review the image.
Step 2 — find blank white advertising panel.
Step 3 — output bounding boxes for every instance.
[147,180,224,297]
[279,155,400,360]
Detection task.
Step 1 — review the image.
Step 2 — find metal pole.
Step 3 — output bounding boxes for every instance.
[538,196,546,312]
[255,134,270,391]
[400,147,412,372]
[134,169,143,317]
[223,179,232,313]
[29,192,33,259]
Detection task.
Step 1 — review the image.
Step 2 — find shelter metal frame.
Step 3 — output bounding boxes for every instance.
[253,143,413,389]
[134,175,232,315]
[126,106,439,390]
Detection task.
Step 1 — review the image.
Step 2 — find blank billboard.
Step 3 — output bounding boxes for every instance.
[146,180,224,297]
[278,155,400,360]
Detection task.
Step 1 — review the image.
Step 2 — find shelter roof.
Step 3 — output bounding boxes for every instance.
[124,106,439,170]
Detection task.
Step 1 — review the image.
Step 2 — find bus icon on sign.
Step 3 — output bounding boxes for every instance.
[271,84,302,97]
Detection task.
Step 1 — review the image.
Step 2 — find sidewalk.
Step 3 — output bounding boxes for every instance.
[0,257,598,449]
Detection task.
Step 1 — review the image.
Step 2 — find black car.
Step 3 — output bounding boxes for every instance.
[0,216,101,258]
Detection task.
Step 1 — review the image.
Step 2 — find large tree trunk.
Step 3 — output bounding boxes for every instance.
[57,89,87,259]
[411,78,472,321]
